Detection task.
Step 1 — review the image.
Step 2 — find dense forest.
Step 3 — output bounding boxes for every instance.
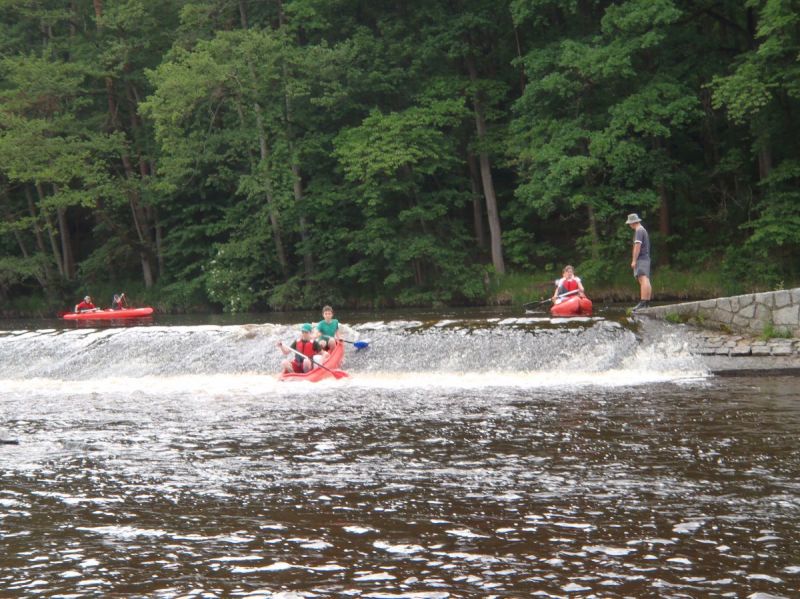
[1,0,798,313]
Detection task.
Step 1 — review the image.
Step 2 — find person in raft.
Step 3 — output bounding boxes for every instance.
[552,265,585,304]
[74,295,97,313]
[277,323,329,374]
[314,305,340,350]
[111,292,129,310]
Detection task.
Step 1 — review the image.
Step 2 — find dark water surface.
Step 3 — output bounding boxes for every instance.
[1,314,799,597]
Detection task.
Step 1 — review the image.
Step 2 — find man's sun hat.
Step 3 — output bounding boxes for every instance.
[625,213,642,224]
[300,323,313,332]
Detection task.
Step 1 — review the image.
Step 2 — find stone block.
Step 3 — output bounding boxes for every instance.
[737,303,756,319]
[715,347,730,355]
[754,291,774,308]
[773,304,800,327]
[700,300,717,310]
[774,290,792,308]
[771,345,793,356]
[792,288,800,304]
[716,298,733,313]
[737,293,755,308]
[713,310,734,324]
[754,303,772,327]
[751,346,771,356]
[730,346,751,356]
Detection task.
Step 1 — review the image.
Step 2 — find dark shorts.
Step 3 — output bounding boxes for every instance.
[634,258,650,278]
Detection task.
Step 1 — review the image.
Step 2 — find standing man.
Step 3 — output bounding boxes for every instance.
[626,213,651,310]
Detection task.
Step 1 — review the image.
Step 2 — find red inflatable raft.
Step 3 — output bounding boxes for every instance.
[550,295,593,317]
[278,340,348,382]
[62,307,154,320]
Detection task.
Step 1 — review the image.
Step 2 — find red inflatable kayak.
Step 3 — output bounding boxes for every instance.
[550,295,593,317]
[62,307,154,320]
[279,340,348,382]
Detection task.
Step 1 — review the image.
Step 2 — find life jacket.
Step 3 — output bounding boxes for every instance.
[561,278,579,292]
[294,339,316,363]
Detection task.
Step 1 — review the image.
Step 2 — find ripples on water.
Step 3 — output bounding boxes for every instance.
[1,320,799,597]
[2,379,799,597]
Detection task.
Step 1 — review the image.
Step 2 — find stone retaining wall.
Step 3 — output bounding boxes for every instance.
[640,288,800,337]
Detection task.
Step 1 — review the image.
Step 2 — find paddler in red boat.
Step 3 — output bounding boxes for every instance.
[552,265,586,304]
[277,323,329,374]
[111,292,129,310]
[74,295,98,313]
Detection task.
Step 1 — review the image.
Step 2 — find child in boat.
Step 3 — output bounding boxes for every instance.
[74,295,97,313]
[314,305,340,350]
[277,323,328,374]
[552,265,585,304]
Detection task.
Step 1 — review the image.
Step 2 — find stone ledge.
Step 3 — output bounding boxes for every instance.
[701,355,800,376]
[685,329,800,358]
[638,287,800,337]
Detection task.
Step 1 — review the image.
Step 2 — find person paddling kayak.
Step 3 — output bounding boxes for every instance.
[111,292,129,310]
[552,265,586,304]
[277,323,329,374]
[74,295,98,313]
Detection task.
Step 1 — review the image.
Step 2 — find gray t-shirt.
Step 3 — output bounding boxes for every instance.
[634,225,650,260]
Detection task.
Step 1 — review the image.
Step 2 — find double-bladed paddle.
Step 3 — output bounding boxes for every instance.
[523,289,580,309]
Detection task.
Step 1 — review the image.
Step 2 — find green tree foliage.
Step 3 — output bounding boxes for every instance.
[711,0,800,285]
[1,0,798,312]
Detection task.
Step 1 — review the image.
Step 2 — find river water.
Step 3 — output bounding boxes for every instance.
[1,309,798,598]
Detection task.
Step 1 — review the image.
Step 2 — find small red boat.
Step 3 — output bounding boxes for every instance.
[278,340,348,382]
[550,295,593,317]
[62,307,154,321]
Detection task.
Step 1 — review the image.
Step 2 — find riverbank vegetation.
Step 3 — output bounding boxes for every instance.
[1,1,799,315]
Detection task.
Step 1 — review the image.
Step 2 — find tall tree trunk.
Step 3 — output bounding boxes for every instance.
[279,3,314,278]
[657,181,671,266]
[25,185,55,285]
[239,0,288,275]
[467,153,487,252]
[93,0,157,288]
[129,82,166,280]
[756,137,772,180]
[466,57,505,274]
[35,183,66,279]
[746,8,773,183]
[653,138,671,266]
[2,196,47,290]
[56,206,75,280]
[587,203,600,261]
[292,165,314,279]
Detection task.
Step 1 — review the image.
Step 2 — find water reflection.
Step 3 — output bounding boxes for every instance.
[2,377,799,597]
